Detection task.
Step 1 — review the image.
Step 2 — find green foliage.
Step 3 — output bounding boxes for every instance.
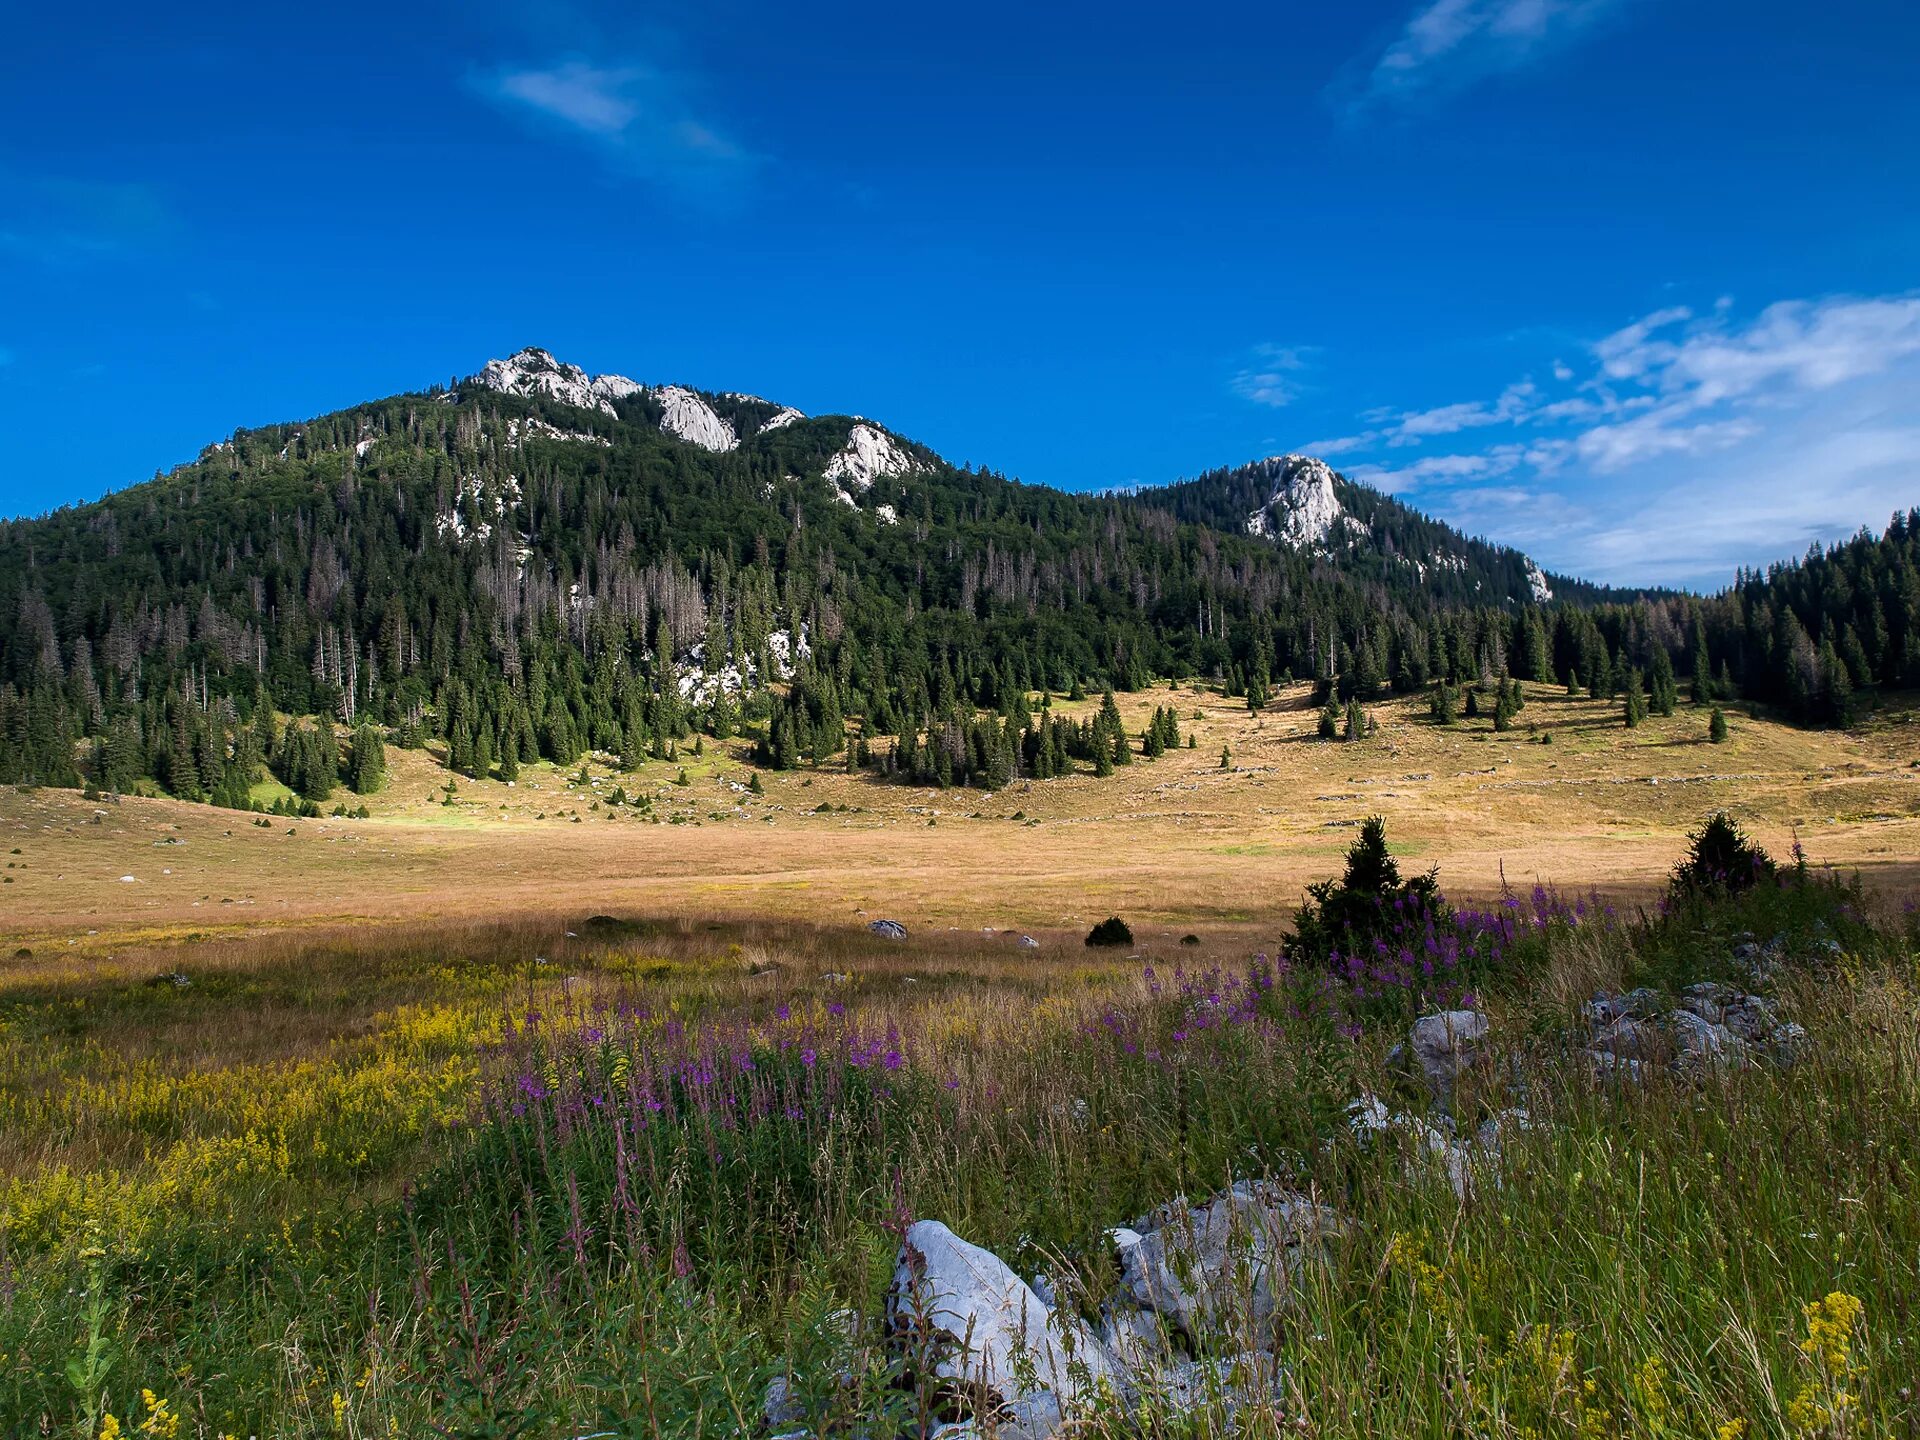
[1710,705,1729,743]
[1288,816,1443,966]
[1670,811,1776,896]
[347,723,386,794]
[1,368,1908,805]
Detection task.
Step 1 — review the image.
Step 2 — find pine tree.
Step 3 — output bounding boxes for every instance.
[1649,648,1678,716]
[1219,745,1231,768]
[347,722,386,794]
[1317,701,1340,739]
[1709,706,1729,743]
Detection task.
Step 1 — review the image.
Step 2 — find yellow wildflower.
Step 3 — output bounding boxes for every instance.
[138,1389,181,1439]
[1786,1292,1867,1437]
[1629,1353,1670,1429]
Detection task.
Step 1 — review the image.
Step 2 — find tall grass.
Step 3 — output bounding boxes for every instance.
[1,870,1914,1437]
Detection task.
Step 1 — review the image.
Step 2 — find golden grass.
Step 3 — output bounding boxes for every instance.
[2,683,1915,956]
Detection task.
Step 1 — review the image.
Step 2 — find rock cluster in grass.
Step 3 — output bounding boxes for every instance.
[767,1182,1339,1438]
[1353,1006,1534,1201]
[1584,979,1808,1080]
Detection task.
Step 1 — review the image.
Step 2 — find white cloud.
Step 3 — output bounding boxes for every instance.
[1343,0,1623,112]
[1389,380,1537,441]
[1230,344,1313,409]
[1300,291,1920,587]
[476,58,752,194]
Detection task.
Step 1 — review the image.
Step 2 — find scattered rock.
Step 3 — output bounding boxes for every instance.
[1346,1094,1518,1199]
[1584,984,1804,1077]
[1670,1008,1750,1070]
[869,919,909,941]
[1589,1015,1659,1060]
[1017,935,1040,949]
[1116,1182,1341,1346]
[1721,993,1779,1042]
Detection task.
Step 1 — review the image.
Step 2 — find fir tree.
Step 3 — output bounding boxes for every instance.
[347,722,386,794]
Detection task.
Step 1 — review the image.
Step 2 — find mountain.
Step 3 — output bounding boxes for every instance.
[0,347,1911,799]
[1128,454,1590,610]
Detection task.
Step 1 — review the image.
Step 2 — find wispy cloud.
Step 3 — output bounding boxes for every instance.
[474,57,754,196]
[1339,0,1624,114]
[1301,292,1920,587]
[1231,344,1314,409]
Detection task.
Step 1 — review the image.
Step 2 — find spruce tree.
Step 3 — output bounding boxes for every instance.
[348,722,386,794]
[1649,648,1678,716]
[1709,706,1729,743]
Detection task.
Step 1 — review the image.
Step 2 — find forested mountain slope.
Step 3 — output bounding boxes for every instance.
[0,348,1913,801]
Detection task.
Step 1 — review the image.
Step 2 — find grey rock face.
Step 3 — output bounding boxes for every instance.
[888,1220,1121,1411]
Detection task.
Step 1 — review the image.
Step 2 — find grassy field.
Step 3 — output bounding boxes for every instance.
[3,683,1917,953]
[1,685,1916,1437]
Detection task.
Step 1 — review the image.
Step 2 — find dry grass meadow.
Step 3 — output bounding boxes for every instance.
[4,682,1917,958]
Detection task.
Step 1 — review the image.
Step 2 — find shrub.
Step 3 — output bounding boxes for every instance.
[1671,811,1775,896]
[1288,816,1443,966]
[1086,916,1134,948]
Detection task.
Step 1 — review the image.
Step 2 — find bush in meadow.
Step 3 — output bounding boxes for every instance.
[1671,811,1775,897]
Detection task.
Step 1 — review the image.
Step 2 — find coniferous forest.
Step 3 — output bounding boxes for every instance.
[1,360,1915,803]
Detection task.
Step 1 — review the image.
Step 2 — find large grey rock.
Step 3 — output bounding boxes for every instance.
[1148,1352,1288,1424]
[1721,993,1780,1043]
[995,1391,1062,1440]
[1116,1183,1339,1346]
[868,919,909,940]
[762,1375,804,1433]
[889,1220,1120,1412]
[1768,1020,1811,1068]
[1407,1009,1489,1102]
[1669,1008,1750,1069]
[1680,981,1739,1024]
[1589,1015,1660,1059]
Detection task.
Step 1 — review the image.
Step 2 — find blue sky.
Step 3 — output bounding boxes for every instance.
[2,0,1916,589]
